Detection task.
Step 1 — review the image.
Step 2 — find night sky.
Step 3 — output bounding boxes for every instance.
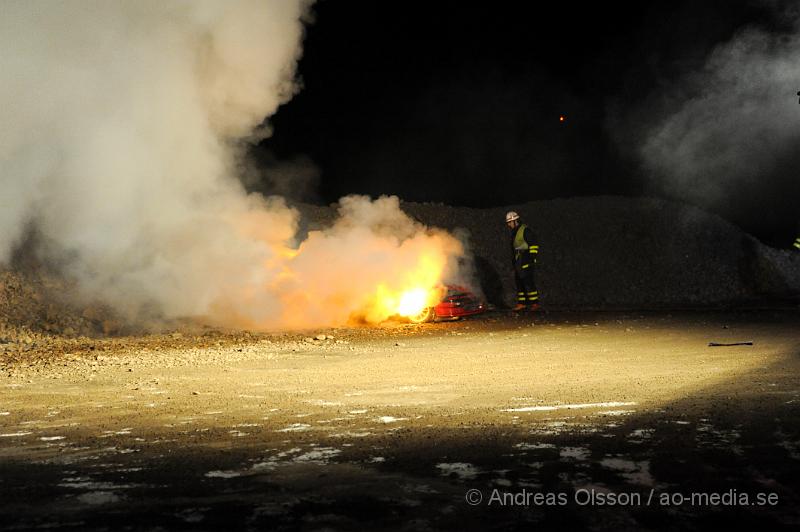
[256,0,796,245]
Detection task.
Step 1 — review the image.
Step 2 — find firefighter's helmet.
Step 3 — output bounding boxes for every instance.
[505,211,520,223]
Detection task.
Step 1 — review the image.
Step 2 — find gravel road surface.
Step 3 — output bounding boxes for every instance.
[1,310,799,530]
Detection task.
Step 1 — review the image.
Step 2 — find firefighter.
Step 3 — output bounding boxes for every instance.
[506,211,539,311]
[792,219,800,251]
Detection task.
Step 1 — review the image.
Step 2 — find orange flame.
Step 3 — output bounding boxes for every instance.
[213,196,464,330]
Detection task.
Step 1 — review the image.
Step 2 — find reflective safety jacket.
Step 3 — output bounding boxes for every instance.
[794,235,800,251]
[510,223,539,272]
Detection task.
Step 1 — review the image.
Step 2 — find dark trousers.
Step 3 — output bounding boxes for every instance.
[514,266,538,305]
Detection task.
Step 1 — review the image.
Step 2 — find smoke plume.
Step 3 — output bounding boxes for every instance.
[626,4,800,231]
[0,1,466,329]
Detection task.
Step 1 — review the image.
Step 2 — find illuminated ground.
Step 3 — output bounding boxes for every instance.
[1,310,799,531]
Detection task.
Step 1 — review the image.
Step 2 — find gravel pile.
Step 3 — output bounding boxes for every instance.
[298,195,800,309]
[0,266,134,355]
[0,269,93,338]
[2,196,797,347]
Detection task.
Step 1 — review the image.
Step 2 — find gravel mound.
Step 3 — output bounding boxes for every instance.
[1,196,797,343]
[0,267,131,347]
[299,195,800,309]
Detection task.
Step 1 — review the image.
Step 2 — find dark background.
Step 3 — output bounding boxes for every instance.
[254,0,797,246]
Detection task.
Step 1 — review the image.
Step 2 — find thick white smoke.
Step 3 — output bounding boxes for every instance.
[632,8,800,211]
[0,1,466,329]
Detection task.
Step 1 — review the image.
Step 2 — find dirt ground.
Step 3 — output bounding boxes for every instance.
[1,309,799,531]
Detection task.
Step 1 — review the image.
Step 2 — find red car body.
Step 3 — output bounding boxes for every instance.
[432,285,486,319]
[407,285,486,322]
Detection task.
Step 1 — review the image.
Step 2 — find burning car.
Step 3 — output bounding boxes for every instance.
[405,284,486,323]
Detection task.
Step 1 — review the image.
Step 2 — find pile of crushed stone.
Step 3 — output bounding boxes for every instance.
[298,195,800,309]
[0,268,124,346]
[1,196,798,346]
